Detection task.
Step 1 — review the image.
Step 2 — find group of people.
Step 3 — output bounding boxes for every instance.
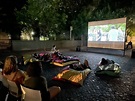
[31,45,60,62]
[51,45,91,70]
[1,55,61,101]
[1,44,117,100]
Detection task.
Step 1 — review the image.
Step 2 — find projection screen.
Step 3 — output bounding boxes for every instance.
[87,18,126,49]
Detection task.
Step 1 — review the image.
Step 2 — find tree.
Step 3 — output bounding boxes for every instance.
[71,0,135,39]
[0,0,26,40]
[16,0,96,40]
[15,0,67,40]
[15,0,135,40]
[71,0,100,38]
[57,0,94,32]
[94,0,135,37]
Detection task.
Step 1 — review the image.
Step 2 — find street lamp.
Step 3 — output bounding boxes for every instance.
[70,26,73,40]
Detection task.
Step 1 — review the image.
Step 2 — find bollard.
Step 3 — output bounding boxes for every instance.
[131,49,135,58]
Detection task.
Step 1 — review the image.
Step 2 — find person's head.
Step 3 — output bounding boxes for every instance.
[101,58,105,61]
[111,26,115,29]
[26,61,42,77]
[101,58,108,65]
[3,55,18,75]
[53,45,56,48]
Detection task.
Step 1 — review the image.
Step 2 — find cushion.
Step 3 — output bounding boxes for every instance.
[53,68,91,86]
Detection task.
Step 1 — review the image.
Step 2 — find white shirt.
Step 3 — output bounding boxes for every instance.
[108,29,119,41]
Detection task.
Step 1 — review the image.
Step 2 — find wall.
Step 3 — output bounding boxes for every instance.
[12,40,82,51]
[0,32,11,49]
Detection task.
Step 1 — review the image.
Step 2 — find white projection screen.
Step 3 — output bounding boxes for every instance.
[87,18,126,49]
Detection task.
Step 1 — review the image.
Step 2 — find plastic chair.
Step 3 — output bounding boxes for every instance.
[0,69,2,81]
[20,85,42,101]
[6,80,22,101]
[0,75,9,101]
[1,75,8,88]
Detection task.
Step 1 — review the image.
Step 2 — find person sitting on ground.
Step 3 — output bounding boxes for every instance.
[23,61,61,101]
[51,45,64,61]
[70,59,91,70]
[126,41,133,49]
[51,45,59,53]
[99,58,114,66]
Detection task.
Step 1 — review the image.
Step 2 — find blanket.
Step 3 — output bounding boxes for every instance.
[53,68,91,86]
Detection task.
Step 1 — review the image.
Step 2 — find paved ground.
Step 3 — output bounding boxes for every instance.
[0,49,135,101]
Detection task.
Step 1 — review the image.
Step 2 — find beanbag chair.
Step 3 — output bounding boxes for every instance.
[53,68,91,86]
[95,63,121,77]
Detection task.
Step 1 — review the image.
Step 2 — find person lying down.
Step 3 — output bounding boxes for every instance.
[99,58,115,66]
[69,59,91,70]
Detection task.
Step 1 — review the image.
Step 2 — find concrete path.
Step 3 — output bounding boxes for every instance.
[0,49,135,101]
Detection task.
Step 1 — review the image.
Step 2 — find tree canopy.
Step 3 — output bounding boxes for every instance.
[71,0,135,37]
[1,0,135,40]
[0,0,27,39]
[16,0,68,39]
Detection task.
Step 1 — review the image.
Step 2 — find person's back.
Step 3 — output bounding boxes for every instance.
[3,69,25,84]
[24,76,47,90]
[24,61,61,101]
[24,76,50,100]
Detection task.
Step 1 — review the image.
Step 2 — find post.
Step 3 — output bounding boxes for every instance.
[70,26,73,40]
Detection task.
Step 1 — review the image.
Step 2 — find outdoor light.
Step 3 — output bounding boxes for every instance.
[8,34,11,39]
[31,31,34,35]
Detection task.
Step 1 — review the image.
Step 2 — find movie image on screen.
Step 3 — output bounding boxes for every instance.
[87,18,126,49]
[88,24,126,42]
